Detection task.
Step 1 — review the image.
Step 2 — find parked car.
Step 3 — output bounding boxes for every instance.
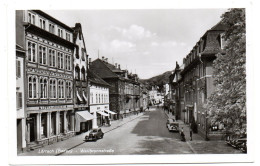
[85,128,104,141]
[166,118,179,132]
[226,132,247,153]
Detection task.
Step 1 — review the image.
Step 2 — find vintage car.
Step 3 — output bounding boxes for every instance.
[85,128,104,141]
[166,118,179,132]
[226,132,247,153]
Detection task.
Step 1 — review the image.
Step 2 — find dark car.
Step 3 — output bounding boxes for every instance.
[166,118,179,132]
[85,128,104,141]
[226,132,247,153]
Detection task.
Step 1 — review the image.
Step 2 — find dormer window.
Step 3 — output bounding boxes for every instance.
[39,18,46,30]
[28,12,35,25]
[49,23,55,34]
[66,32,70,41]
[58,28,63,38]
[220,33,227,49]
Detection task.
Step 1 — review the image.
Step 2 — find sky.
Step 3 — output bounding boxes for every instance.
[44,9,227,79]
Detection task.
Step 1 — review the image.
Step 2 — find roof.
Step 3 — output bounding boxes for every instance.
[210,21,227,31]
[88,69,111,87]
[33,10,74,32]
[90,59,120,79]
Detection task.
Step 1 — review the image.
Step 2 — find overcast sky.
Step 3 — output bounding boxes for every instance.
[44,9,227,79]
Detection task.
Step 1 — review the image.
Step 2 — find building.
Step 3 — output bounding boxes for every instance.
[89,57,141,118]
[148,86,164,106]
[88,69,114,127]
[168,62,184,120]
[72,23,92,133]
[16,45,27,153]
[180,22,226,139]
[16,11,27,153]
[17,10,76,150]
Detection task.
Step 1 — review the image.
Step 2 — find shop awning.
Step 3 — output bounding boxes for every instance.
[83,92,88,102]
[77,91,83,102]
[76,111,94,122]
[97,111,109,117]
[105,110,117,115]
[75,111,94,132]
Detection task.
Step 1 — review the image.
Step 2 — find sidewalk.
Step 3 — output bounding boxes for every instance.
[19,112,144,156]
[164,111,204,141]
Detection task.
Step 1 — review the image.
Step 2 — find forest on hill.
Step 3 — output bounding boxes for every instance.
[140,71,172,92]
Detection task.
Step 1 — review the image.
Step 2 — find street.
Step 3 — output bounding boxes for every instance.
[20,107,242,156]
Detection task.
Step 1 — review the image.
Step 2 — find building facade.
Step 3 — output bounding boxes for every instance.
[16,45,27,153]
[88,69,114,128]
[177,22,226,139]
[72,23,91,133]
[89,57,141,118]
[17,10,76,149]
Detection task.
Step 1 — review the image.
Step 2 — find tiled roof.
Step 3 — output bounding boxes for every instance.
[88,69,111,87]
[89,59,119,78]
[210,21,227,31]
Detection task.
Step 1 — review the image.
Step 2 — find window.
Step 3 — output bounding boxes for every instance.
[58,28,63,38]
[39,18,46,30]
[28,12,35,25]
[90,93,93,104]
[75,66,80,80]
[81,48,85,61]
[16,60,21,78]
[67,55,71,71]
[66,81,72,99]
[27,41,37,63]
[49,49,56,67]
[96,94,98,104]
[81,67,86,81]
[57,52,64,69]
[39,45,47,65]
[66,33,70,41]
[16,92,22,109]
[220,33,227,49]
[49,23,55,34]
[28,76,37,99]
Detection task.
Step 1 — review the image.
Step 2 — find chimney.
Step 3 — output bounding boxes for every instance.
[105,58,108,63]
[102,56,105,61]
[118,64,121,69]
[115,63,117,68]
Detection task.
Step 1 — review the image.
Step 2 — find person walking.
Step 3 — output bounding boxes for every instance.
[180,127,186,142]
[190,126,193,141]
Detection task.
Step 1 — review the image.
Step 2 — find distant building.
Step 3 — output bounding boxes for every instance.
[149,86,164,106]
[89,57,141,118]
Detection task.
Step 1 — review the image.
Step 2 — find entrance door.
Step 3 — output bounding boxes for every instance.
[29,118,36,142]
[189,108,193,124]
[17,119,22,153]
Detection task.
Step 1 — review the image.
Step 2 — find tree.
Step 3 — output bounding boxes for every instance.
[208,8,246,134]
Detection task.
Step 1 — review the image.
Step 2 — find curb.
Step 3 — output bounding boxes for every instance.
[55,112,145,156]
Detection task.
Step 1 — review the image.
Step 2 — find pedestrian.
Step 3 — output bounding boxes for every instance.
[147,106,149,111]
[190,126,193,141]
[180,127,186,142]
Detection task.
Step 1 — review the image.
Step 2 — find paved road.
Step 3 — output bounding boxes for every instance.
[20,107,242,155]
[60,108,193,155]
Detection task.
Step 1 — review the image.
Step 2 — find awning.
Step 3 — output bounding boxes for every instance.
[105,110,117,115]
[75,111,94,132]
[97,111,109,117]
[77,91,83,102]
[83,92,88,102]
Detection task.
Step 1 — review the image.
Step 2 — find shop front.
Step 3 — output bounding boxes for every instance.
[90,104,113,127]
[75,110,94,133]
[26,105,75,149]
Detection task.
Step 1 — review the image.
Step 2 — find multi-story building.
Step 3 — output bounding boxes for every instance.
[17,10,76,149]
[180,22,226,139]
[16,45,26,153]
[88,69,114,127]
[72,23,92,133]
[169,62,184,120]
[16,11,27,153]
[89,57,141,118]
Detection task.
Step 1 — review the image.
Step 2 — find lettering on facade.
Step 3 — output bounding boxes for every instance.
[39,105,68,110]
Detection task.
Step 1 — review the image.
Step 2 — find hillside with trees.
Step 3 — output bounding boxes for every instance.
[140,71,172,92]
